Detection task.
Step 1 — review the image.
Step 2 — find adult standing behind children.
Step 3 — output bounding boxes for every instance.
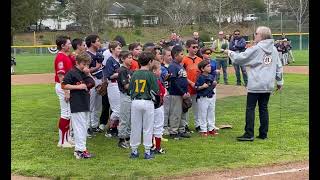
[62,52,95,159]
[182,40,203,133]
[224,26,284,141]
[229,29,248,86]
[86,35,104,137]
[193,32,205,58]
[129,51,159,160]
[212,31,229,85]
[103,41,122,138]
[54,35,74,148]
[168,45,190,140]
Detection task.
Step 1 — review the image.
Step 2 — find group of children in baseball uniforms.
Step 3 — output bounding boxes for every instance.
[54,35,220,160]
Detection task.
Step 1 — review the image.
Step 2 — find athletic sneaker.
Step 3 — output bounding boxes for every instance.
[57,142,74,148]
[179,132,191,138]
[99,124,106,131]
[144,152,155,160]
[130,152,139,159]
[163,128,170,136]
[154,148,166,154]
[118,141,130,149]
[92,127,103,133]
[169,134,181,140]
[125,140,130,148]
[74,150,94,159]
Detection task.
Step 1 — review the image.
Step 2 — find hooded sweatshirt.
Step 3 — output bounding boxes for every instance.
[228,39,284,93]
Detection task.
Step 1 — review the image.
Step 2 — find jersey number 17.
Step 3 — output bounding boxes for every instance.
[135,79,146,93]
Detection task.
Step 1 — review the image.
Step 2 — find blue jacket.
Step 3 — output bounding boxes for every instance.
[229,37,246,52]
[209,59,217,80]
[102,56,120,80]
[87,51,103,79]
[168,60,188,96]
[195,74,215,98]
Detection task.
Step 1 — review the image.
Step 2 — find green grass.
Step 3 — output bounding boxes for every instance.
[11,74,308,179]
[289,50,309,66]
[14,55,55,74]
[12,50,309,75]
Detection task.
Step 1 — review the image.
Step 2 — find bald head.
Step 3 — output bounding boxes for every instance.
[193,32,199,40]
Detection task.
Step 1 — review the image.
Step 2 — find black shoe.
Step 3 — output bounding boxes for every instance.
[256,135,267,140]
[92,127,103,133]
[224,82,229,85]
[236,134,254,141]
[185,125,193,133]
[179,132,191,138]
[118,141,130,149]
[236,83,241,86]
[195,126,201,132]
[169,134,181,140]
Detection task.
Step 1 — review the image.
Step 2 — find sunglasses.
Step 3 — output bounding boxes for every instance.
[191,46,199,49]
[234,33,240,35]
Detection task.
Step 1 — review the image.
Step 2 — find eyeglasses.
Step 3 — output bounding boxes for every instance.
[191,46,199,49]
[204,53,212,55]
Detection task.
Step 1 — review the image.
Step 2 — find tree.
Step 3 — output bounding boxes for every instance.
[144,0,199,33]
[285,0,308,49]
[67,0,110,33]
[11,0,42,33]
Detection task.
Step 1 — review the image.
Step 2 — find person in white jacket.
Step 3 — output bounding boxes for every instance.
[224,26,284,141]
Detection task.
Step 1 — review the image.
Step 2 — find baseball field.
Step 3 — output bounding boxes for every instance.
[11,50,309,179]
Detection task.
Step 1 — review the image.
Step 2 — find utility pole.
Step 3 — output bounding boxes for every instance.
[299,0,302,50]
[280,12,282,33]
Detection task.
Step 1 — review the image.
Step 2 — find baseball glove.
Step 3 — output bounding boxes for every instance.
[96,80,108,96]
[83,76,95,90]
[182,96,192,113]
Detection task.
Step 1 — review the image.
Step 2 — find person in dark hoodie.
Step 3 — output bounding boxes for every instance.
[229,29,248,86]
[224,26,284,141]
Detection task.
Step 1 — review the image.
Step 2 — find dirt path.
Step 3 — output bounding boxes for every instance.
[169,160,308,180]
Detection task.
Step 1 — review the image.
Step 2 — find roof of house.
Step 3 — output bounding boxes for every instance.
[108,2,144,15]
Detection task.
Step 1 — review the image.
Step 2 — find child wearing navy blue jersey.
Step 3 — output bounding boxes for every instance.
[194,60,218,137]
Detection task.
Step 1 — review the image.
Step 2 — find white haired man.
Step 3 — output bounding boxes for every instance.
[224,26,284,141]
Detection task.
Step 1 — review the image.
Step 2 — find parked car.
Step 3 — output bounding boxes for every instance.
[66,23,82,31]
[243,14,258,21]
[26,24,50,31]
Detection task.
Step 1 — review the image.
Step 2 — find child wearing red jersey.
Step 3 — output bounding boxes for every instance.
[150,60,166,154]
[54,35,74,148]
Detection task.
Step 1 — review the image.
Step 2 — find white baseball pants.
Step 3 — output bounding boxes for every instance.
[191,94,199,127]
[154,106,164,138]
[89,78,102,129]
[71,112,90,152]
[130,100,154,151]
[197,89,217,132]
[107,82,120,120]
[55,83,71,119]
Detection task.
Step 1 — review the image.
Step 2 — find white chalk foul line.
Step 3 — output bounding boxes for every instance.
[232,166,309,180]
